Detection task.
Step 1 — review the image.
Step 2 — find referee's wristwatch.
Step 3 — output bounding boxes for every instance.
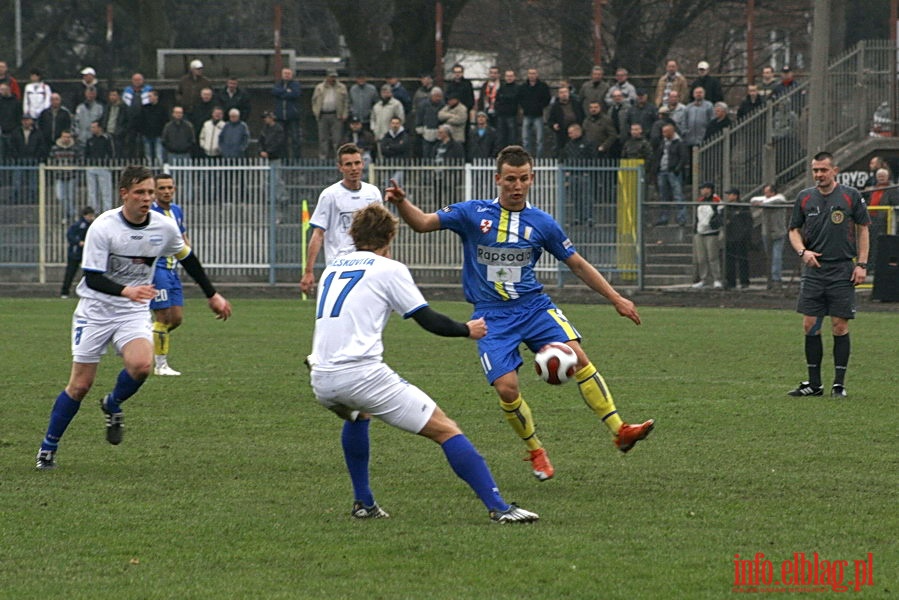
[856,262,867,269]
[798,248,806,257]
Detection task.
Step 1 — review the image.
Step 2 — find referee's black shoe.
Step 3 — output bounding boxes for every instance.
[787,381,823,397]
[830,384,847,398]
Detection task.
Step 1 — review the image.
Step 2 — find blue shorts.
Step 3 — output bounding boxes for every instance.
[150,268,184,310]
[473,293,581,384]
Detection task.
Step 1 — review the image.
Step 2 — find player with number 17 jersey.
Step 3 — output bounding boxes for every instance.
[311,250,426,370]
[437,198,576,307]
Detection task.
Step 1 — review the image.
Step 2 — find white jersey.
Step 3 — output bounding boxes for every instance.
[309,180,383,262]
[311,250,427,371]
[75,207,186,315]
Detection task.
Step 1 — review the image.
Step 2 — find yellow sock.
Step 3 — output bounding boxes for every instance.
[500,395,542,451]
[152,321,170,357]
[576,363,624,435]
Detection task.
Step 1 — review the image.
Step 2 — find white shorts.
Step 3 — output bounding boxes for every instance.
[71,302,153,363]
[311,362,437,434]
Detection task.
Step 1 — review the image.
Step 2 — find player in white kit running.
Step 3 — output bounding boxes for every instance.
[35,165,232,470]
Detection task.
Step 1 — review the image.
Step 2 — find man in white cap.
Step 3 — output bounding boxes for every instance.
[176,59,211,114]
[73,67,104,109]
[690,60,723,104]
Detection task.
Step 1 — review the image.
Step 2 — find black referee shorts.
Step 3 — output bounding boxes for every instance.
[797,261,856,319]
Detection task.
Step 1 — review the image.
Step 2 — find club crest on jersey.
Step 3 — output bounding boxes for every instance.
[831,210,845,224]
[480,219,493,233]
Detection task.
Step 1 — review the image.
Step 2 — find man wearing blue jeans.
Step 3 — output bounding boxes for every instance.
[517,68,550,158]
[750,184,789,288]
[653,123,688,226]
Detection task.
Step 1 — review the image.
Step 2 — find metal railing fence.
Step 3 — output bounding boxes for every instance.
[1,158,644,288]
[696,40,898,199]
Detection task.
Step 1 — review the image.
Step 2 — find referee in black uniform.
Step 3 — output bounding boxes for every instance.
[787,151,870,398]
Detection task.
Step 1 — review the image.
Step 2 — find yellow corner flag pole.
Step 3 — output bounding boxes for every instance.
[301,199,310,301]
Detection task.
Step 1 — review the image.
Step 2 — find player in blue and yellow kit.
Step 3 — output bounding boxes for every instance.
[150,173,188,376]
[387,145,654,481]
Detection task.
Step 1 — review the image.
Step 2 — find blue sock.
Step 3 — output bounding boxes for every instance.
[441,434,508,512]
[41,390,81,451]
[106,369,144,412]
[342,419,374,506]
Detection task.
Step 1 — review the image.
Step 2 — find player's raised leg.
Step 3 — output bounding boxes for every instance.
[418,405,538,523]
[567,341,654,454]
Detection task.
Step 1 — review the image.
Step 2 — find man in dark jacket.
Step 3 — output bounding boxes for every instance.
[652,123,688,226]
[139,90,168,163]
[547,84,584,158]
[37,93,73,145]
[341,116,377,162]
[258,111,286,160]
[272,68,302,159]
[215,78,252,122]
[621,123,652,162]
[703,102,732,141]
[722,188,752,290]
[176,60,212,114]
[560,123,598,226]
[60,206,96,298]
[100,90,128,157]
[380,116,412,159]
[84,121,116,212]
[445,64,475,123]
[0,82,22,160]
[495,70,520,148]
[9,115,47,203]
[736,84,765,120]
[690,61,724,104]
[161,106,196,162]
[518,68,551,157]
[466,112,498,160]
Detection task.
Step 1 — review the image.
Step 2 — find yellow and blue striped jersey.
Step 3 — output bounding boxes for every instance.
[437,198,575,307]
[151,201,186,270]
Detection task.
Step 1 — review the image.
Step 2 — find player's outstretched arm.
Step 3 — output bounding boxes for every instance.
[410,306,484,338]
[178,252,232,320]
[385,178,441,233]
[564,253,641,325]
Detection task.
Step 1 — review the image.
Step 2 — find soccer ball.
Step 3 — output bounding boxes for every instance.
[534,342,578,385]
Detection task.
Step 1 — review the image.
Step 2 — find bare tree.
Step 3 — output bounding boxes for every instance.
[325,0,472,75]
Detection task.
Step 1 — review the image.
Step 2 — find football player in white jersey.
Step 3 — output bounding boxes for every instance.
[309,203,538,523]
[35,165,232,470]
[299,143,383,295]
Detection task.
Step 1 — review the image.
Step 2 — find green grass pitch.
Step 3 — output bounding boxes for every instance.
[0,298,895,599]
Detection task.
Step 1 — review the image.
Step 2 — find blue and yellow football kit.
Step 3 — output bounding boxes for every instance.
[438,198,582,384]
[436,196,649,465]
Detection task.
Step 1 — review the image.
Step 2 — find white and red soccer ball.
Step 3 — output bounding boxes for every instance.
[534,342,578,385]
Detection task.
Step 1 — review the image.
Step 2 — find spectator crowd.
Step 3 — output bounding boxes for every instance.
[0,57,819,170]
